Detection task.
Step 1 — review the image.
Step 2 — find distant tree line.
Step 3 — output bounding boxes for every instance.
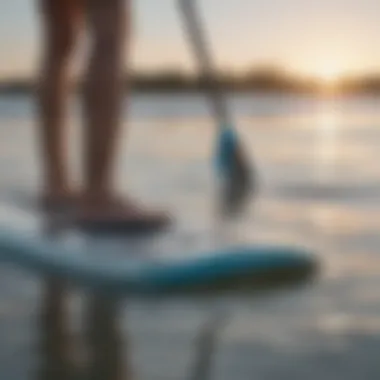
[1,67,380,95]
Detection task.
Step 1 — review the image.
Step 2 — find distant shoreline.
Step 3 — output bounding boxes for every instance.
[2,68,380,96]
[1,88,380,98]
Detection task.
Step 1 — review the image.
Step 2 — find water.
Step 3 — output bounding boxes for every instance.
[0,93,379,379]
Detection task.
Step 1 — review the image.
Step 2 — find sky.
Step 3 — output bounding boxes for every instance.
[1,0,380,80]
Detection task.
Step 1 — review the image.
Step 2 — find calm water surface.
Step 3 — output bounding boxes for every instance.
[0,93,379,380]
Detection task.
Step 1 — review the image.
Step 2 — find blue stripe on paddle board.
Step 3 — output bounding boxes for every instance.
[0,229,316,295]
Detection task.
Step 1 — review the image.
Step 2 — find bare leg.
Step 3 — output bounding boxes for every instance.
[78,0,171,234]
[83,0,127,199]
[36,0,83,207]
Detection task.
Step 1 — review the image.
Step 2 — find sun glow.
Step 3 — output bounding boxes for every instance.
[314,65,342,86]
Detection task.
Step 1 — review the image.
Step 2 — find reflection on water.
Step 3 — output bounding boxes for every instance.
[314,100,340,183]
[36,282,74,380]
[36,284,127,380]
[30,218,130,380]
[35,221,80,380]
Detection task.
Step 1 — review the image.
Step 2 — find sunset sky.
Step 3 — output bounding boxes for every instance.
[1,0,380,81]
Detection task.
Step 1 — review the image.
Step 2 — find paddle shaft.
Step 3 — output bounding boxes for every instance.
[178,0,233,128]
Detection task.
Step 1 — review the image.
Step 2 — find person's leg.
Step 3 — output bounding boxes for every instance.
[79,0,170,233]
[82,0,127,200]
[37,0,84,207]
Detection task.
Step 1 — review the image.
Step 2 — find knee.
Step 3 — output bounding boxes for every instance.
[46,24,79,62]
[93,22,126,55]
[90,0,128,53]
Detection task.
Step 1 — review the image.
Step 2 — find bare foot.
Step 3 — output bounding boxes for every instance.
[75,194,172,235]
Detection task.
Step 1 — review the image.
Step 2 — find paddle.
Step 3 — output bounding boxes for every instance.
[177,0,258,217]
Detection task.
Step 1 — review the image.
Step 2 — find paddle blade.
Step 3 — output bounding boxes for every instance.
[215,127,257,216]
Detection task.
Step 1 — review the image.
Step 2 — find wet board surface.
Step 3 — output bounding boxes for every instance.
[0,202,318,297]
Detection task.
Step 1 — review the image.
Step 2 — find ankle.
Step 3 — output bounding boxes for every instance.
[80,189,115,208]
[41,184,74,200]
